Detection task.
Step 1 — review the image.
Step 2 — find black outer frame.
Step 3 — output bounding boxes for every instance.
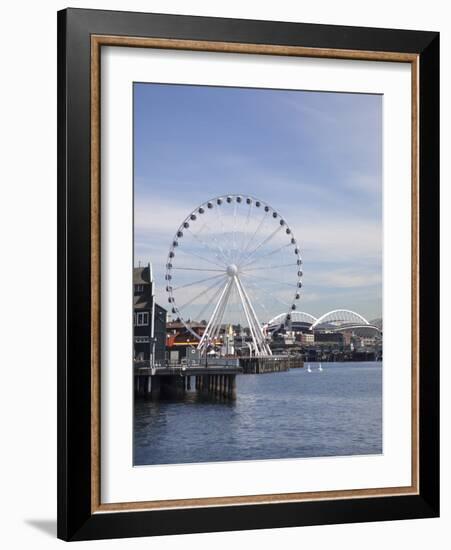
[57,8,439,542]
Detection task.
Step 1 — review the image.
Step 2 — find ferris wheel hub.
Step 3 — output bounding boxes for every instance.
[226,264,239,277]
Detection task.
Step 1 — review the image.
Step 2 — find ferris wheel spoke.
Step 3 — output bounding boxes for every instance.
[172,266,224,272]
[234,202,251,263]
[176,275,227,311]
[241,271,297,288]
[242,275,292,309]
[232,200,238,262]
[187,227,228,265]
[236,211,269,264]
[172,273,225,291]
[197,220,232,264]
[238,201,253,259]
[199,222,228,263]
[240,242,293,269]
[216,201,229,241]
[238,276,272,316]
[242,263,298,273]
[195,277,230,322]
[239,225,283,266]
[176,246,226,269]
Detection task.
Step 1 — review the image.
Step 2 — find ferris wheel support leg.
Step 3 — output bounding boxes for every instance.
[197,278,232,355]
[236,276,272,357]
[233,277,259,356]
[209,281,233,346]
[233,276,268,357]
[243,298,272,355]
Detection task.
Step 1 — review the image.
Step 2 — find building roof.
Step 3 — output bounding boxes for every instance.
[134,294,151,309]
[167,321,206,329]
[133,295,167,313]
[133,266,151,284]
[155,302,167,315]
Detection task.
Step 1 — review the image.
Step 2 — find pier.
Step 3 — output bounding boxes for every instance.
[134,362,242,401]
[134,355,303,400]
[239,355,303,374]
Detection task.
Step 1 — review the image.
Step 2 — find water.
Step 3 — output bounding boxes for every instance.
[133,361,382,466]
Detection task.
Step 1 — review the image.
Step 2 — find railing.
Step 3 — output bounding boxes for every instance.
[134,360,242,376]
[134,357,239,368]
[134,355,301,375]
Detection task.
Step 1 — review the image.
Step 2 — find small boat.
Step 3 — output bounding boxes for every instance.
[318,363,323,372]
[307,364,312,373]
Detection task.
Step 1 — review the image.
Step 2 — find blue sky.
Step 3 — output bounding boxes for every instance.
[134,83,382,321]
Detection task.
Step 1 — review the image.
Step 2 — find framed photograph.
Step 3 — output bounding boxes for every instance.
[57,8,439,541]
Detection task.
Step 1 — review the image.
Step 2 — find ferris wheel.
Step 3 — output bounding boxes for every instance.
[165,194,303,357]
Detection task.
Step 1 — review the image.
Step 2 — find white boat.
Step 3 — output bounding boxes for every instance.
[307,364,312,373]
[318,363,323,372]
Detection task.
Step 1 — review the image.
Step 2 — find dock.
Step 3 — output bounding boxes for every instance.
[239,355,303,374]
[134,355,303,400]
[134,362,242,401]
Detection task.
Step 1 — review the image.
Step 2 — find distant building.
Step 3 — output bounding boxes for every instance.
[357,336,377,348]
[134,264,166,364]
[298,332,314,345]
[314,332,343,344]
[342,331,353,347]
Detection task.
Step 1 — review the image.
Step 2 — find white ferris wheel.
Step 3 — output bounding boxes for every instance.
[165,195,303,357]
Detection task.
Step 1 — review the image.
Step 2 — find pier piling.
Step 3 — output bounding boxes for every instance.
[150,375,161,400]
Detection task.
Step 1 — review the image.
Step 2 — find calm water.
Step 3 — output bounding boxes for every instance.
[133,361,382,466]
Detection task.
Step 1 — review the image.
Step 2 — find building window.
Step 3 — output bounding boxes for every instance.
[135,336,150,344]
[135,284,144,293]
[136,312,149,326]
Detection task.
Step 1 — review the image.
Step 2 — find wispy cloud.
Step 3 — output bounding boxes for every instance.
[310,270,381,289]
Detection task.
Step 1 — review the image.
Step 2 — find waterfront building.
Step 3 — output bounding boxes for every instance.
[166,321,206,362]
[134,263,166,365]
